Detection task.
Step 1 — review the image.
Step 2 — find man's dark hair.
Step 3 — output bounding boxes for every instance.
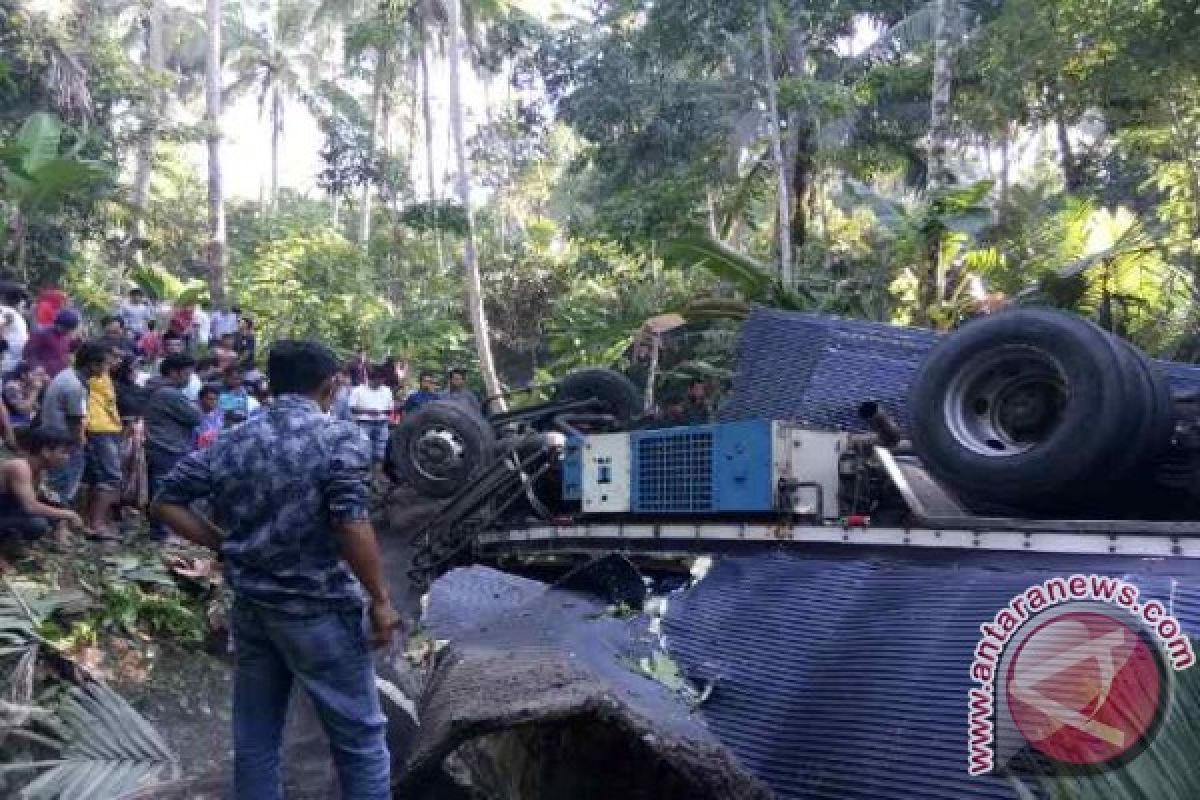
[1,286,29,307]
[20,425,75,453]
[146,318,158,331]
[129,287,144,295]
[75,342,110,371]
[419,371,436,382]
[101,315,123,329]
[268,340,338,397]
[198,384,220,400]
[223,364,243,379]
[162,330,182,342]
[447,367,466,379]
[689,377,706,388]
[160,353,196,377]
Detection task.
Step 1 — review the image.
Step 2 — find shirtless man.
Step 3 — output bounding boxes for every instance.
[0,427,84,546]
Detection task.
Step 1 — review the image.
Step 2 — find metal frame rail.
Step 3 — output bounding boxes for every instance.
[476,520,1200,559]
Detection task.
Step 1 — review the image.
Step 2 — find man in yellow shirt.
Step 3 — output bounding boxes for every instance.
[83,348,123,536]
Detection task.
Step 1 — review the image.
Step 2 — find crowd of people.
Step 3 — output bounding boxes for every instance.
[0,283,481,547]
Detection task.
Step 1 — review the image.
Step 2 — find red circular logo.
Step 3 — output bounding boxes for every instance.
[1004,609,1166,766]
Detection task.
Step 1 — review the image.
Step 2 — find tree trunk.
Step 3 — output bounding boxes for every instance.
[918,0,957,326]
[782,2,813,253]
[1054,111,1083,192]
[205,0,226,305]
[270,84,282,213]
[129,0,167,286]
[419,29,446,272]
[759,0,792,288]
[448,0,504,405]
[999,124,1011,209]
[928,0,956,190]
[332,194,340,228]
[359,48,388,246]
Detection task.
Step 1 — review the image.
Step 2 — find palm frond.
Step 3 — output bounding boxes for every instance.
[862,0,983,61]
[12,682,178,800]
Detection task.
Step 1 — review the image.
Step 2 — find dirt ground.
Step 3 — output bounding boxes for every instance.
[92,490,438,798]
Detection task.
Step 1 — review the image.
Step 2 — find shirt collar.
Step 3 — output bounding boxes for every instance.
[273,394,321,413]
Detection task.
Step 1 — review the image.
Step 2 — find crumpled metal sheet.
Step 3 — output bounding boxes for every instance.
[401,564,773,800]
[663,550,1200,800]
[719,308,1200,432]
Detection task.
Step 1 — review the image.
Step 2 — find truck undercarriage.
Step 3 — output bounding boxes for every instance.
[393,307,1200,800]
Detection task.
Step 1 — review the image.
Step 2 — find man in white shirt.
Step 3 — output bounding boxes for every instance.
[210,305,240,342]
[0,286,30,374]
[192,302,211,348]
[118,288,154,336]
[348,368,394,478]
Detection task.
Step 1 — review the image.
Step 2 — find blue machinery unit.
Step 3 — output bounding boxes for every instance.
[563,419,848,520]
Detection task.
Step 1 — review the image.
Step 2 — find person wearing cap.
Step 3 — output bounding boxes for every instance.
[22,309,82,377]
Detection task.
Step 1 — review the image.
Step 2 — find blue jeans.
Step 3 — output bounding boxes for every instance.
[147,447,185,539]
[47,446,84,504]
[231,601,390,800]
[356,420,390,463]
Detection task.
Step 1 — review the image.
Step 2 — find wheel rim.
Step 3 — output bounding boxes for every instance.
[409,425,468,483]
[943,345,1068,457]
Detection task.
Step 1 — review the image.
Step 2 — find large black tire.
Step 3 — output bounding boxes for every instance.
[389,400,497,499]
[909,310,1145,507]
[1108,340,1175,477]
[554,368,642,423]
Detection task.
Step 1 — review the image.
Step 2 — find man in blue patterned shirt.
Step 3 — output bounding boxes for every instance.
[151,340,398,800]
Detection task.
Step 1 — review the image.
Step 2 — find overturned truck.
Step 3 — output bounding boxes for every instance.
[395,308,1200,800]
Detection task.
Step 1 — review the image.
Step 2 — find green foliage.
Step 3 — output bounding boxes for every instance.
[1032,645,1200,799]
[0,112,112,278]
[96,583,203,644]
[232,227,393,357]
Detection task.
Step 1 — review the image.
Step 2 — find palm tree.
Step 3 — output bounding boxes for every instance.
[344,2,407,246]
[446,0,504,401]
[759,0,792,289]
[416,3,447,270]
[205,0,226,303]
[226,0,322,213]
[928,0,957,190]
[129,0,167,262]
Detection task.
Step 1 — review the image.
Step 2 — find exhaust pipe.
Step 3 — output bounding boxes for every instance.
[858,401,903,448]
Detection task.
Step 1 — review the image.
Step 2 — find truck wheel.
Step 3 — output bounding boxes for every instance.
[1109,339,1175,478]
[910,310,1134,507]
[390,401,496,498]
[554,368,642,423]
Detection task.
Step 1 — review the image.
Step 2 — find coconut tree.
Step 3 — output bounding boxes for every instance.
[205,0,226,303]
[119,1,207,253]
[225,0,323,213]
[431,0,510,400]
[446,0,503,401]
[759,0,791,288]
[416,1,447,270]
[344,1,409,245]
